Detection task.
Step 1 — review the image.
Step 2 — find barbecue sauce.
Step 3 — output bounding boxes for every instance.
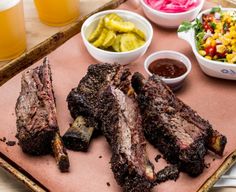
[148,58,187,78]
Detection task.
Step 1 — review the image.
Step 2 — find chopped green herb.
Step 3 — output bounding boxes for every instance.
[196,40,201,50]
[193,18,203,33]
[196,31,204,40]
[178,17,204,51]
[195,18,201,26]
[177,21,192,32]
[195,31,204,50]
[210,22,216,29]
[210,7,221,14]
[178,20,203,33]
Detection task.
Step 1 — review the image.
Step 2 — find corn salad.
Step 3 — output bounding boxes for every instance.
[196,8,236,64]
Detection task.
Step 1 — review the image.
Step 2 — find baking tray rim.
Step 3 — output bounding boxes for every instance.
[0,0,234,191]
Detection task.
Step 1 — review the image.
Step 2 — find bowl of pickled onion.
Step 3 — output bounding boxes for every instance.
[140,0,205,28]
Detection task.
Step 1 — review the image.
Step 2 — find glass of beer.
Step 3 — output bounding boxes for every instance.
[0,0,26,61]
[34,0,80,26]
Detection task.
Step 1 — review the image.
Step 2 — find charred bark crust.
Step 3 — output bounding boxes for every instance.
[96,86,156,192]
[15,59,58,155]
[65,63,131,151]
[67,63,130,120]
[15,58,70,172]
[131,73,227,176]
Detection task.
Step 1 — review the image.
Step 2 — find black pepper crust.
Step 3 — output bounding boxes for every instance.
[15,59,70,172]
[131,72,227,177]
[65,63,131,151]
[15,60,58,155]
[96,86,156,192]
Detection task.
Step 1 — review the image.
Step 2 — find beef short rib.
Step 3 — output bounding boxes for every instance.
[15,58,69,172]
[132,73,227,176]
[64,63,131,151]
[96,86,156,192]
[67,63,130,120]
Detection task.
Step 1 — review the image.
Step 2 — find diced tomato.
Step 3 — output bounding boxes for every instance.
[202,14,214,22]
[205,45,216,57]
[203,22,214,32]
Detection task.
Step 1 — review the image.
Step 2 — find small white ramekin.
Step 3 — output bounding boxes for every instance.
[144,50,192,90]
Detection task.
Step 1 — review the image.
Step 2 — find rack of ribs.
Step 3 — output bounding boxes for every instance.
[131,72,227,176]
[15,58,70,172]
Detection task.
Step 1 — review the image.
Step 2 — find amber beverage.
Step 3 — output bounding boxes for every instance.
[34,0,80,26]
[0,0,26,61]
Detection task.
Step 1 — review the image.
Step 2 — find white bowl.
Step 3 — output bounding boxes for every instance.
[81,10,153,65]
[178,8,236,80]
[144,50,192,90]
[140,0,205,28]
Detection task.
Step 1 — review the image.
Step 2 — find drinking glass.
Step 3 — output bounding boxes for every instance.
[0,0,26,61]
[34,0,80,26]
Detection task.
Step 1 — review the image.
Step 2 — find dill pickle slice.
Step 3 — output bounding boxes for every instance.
[102,30,116,48]
[120,33,139,52]
[104,14,123,28]
[105,13,123,22]
[88,17,104,42]
[112,34,122,52]
[92,28,108,48]
[106,20,135,33]
[133,28,146,40]
[89,13,146,52]
[137,39,145,47]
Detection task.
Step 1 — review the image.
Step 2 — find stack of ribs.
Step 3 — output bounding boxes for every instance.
[66,63,179,191]
[131,72,227,176]
[15,58,70,172]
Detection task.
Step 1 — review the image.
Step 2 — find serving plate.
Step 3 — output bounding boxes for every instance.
[0,0,236,192]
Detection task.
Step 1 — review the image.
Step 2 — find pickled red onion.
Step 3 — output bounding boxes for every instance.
[145,0,200,13]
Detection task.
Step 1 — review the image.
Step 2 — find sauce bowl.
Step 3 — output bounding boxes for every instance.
[144,50,192,90]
